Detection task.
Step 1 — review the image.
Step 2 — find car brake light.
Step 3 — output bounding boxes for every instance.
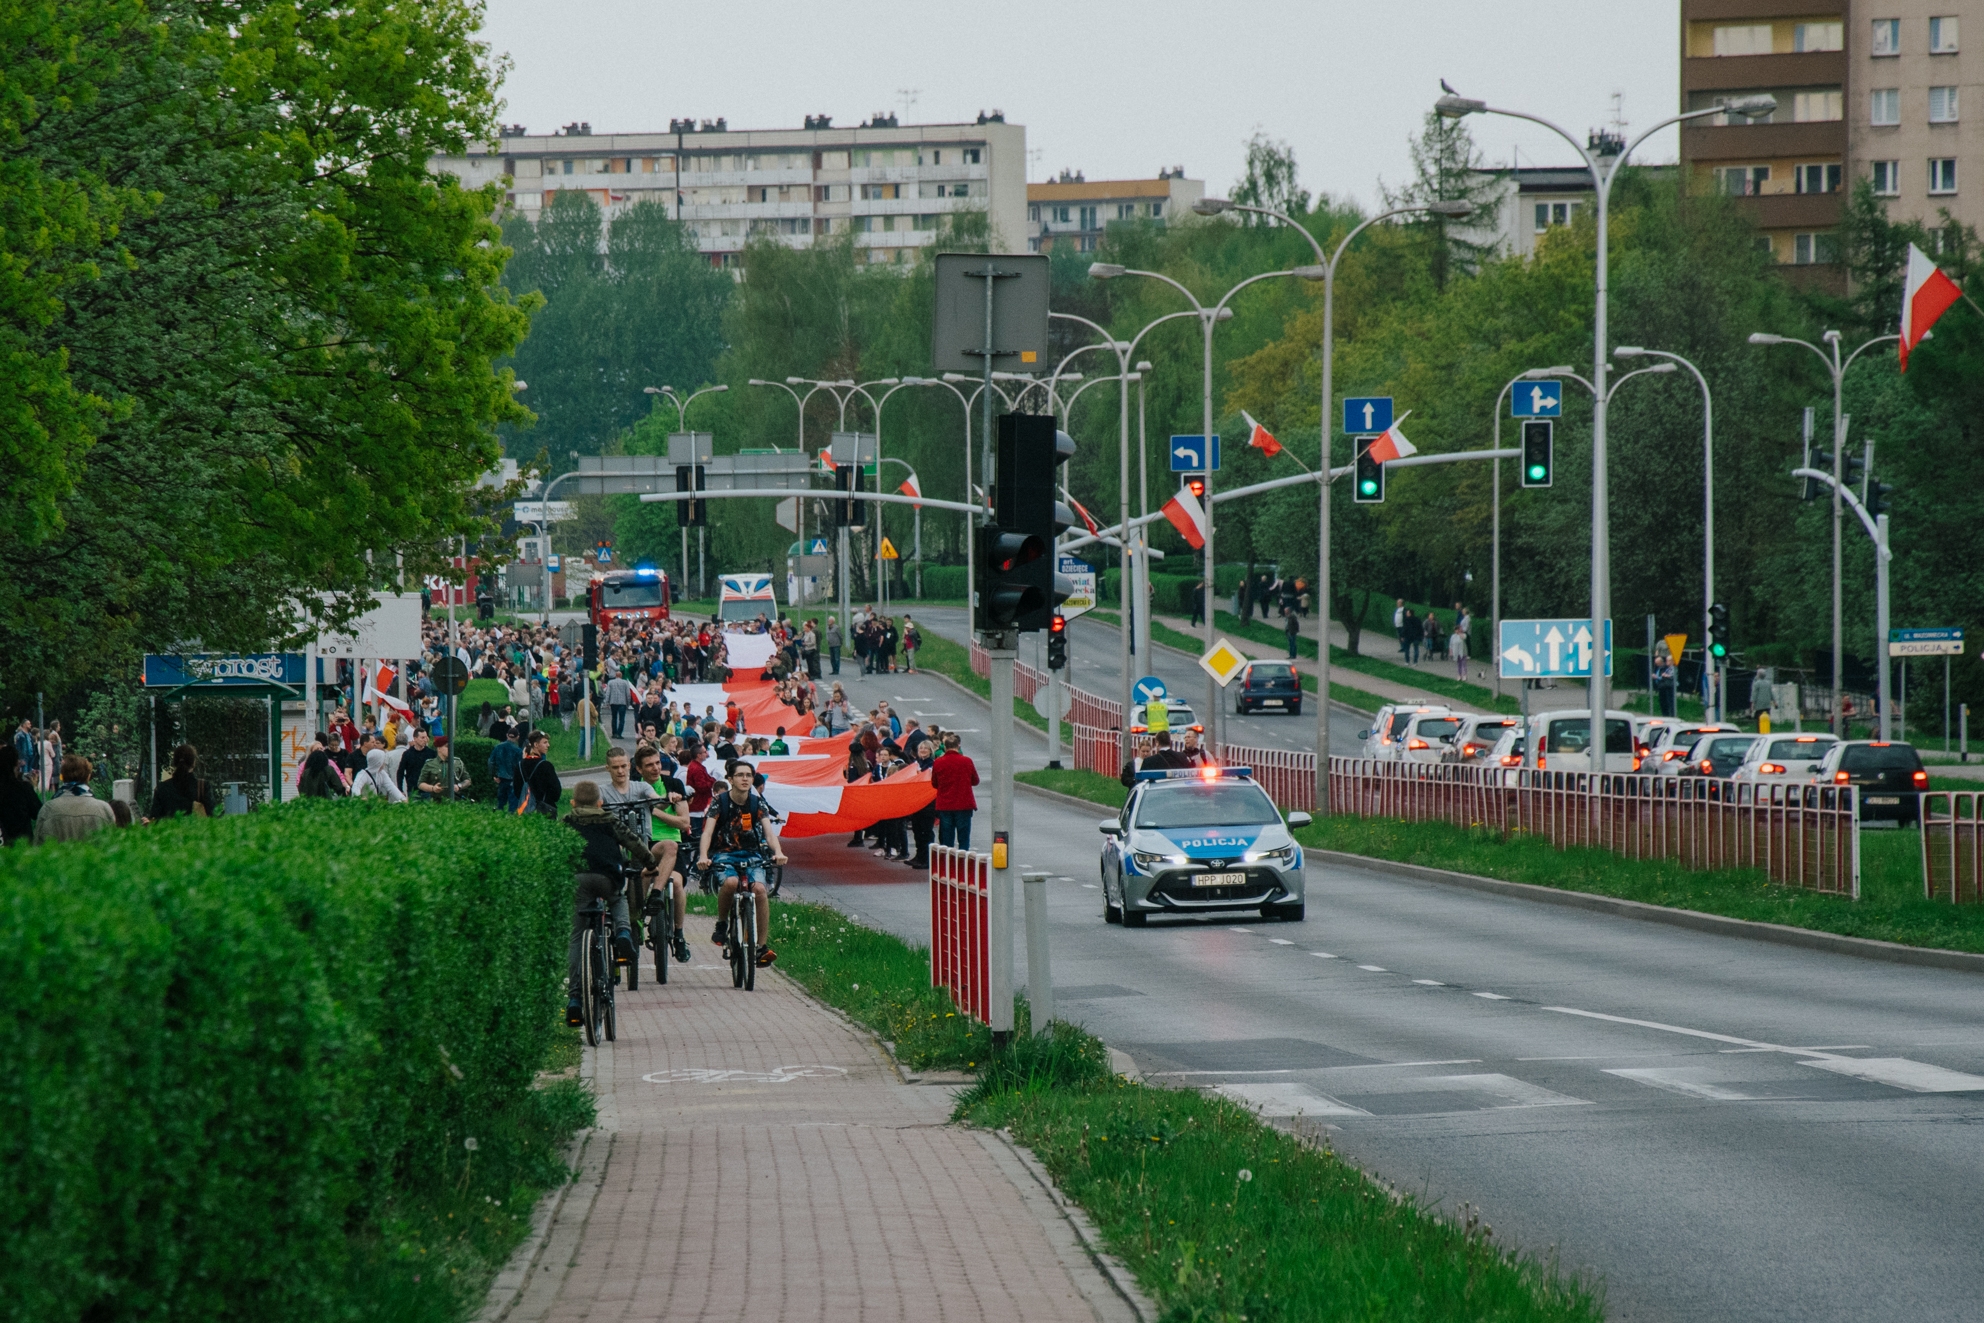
[1913,770,1929,786]
[1407,738,1429,750]
[1759,763,1786,775]
[1835,770,1850,784]
[1536,755,1547,769]
[1500,755,1520,766]
[1632,756,1644,771]
[1663,749,1687,762]
[1700,760,1714,774]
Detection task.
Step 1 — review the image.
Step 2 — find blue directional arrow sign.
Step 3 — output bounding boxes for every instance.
[1132,675,1168,704]
[1342,397,1394,435]
[1512,381,1563,417]
[1169,435,1220,472]
[1497,618,1614,678]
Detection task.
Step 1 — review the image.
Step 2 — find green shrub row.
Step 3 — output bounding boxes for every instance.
[0,799,581,1323]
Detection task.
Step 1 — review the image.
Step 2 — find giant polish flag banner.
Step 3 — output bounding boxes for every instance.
[1900,242,1963,371]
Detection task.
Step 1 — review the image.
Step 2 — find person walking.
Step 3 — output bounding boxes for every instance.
[901,615,921,672]
[147,744,218,820]
[930,732,979,850]
[0,746,40,845]
[39,721,62,794]
[397,725,435,798]
[34,755,115,843]
[1450,618,1470,681]
[355,748,406,802]
[488,726,523,812]
[1283,607,1301,660]
[519,729,562,818]
[1401,609,1423,665]
[605,669,633,740]
[825,615,843,676]
[1393,599,1407,657]
[1189,578,1206,628]
[1654,645,1679,717]
[12,718,36,790]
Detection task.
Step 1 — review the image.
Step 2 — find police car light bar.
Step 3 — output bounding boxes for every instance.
[1133,766,1254,783]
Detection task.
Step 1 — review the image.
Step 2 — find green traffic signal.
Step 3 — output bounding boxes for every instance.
[1359,478,1379,496]
[1527,463,1547,481]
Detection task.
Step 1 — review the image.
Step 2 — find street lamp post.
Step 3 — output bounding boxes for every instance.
[646,383,730,605]
[865,379,930,615]
[1192,197,1470,811]
[1437,85,1776,738]
[1748,330,1900,736]
[1087,262,1325,751]
[1614,346,1718,717]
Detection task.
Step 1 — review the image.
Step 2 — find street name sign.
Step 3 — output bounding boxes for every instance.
[1342,397,1394,434]
[1512,382,1563,417]
[1058,554,1097,620]
[1890,627,1964,657]
[1498,618,1615,678]
[1169,435,1220,472]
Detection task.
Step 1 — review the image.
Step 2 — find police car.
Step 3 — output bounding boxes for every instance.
[1097,766,1311,926]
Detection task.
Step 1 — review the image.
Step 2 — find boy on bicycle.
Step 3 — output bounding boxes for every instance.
[699,759,787,967]
[634,744,695,967]
[563,780,658,1026]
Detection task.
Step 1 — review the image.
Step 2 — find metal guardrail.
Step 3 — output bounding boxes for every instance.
[1327,758,1860,897]
[928,846,991,1023]
[1922,791,1984,903]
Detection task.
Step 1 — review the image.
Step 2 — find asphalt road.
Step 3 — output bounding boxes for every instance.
[778,669,1984,1323]
[905,604,1369,756]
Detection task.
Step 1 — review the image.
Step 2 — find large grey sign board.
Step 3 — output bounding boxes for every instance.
[931,253,1051,375]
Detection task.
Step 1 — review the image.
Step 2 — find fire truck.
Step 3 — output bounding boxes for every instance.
[588,565,671,630]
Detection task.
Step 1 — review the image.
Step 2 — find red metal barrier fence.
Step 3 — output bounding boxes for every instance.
[1923,792,1984,903]
[970,640,1125,771]
[928,845,991,1022]
[1327,757,1860,897]
[1216,743,1317,812]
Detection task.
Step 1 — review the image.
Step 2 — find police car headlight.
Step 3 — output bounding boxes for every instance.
[1244,844,1296,865]
[1132,850,1181,870]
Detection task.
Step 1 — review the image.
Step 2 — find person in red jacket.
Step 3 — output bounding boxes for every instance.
[929,732,979,850]
[682,737,719,856]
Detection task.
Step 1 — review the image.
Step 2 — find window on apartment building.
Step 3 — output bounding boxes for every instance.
[1079,206,1098,229]
[1870,161,1901,194]
[1118,203,1137,219]
[1793,89,1844,121]
[1533,200,1580,231]
[1079,234,1097,252]
[860,183,900,200]
[1713,165,1771,196]
[1053,206,1071,223]
[1713,23,1773,55]
[1150,201,1164,217]
[1793,232,1838,264]
[963,148,982,164]
[1930,16,1959,52]
[1871,18,1900,54]
[1871,88,1901,125]
[914,214,938,230]
[1929,86,1959,122]
[1029,204,1040,222]
[1794,22,1842,51]
[1795,163,1843,193]
[851,216,872,233]
[560,159,573,175]
[1930,158,1959,193]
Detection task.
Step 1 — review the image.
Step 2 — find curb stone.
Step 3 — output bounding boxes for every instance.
[1312,848,1984,976]
[982,1128,1159,1323]
[472,1128,611,1323]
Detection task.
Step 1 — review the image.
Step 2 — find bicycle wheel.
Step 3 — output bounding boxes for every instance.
[741,899,757,992]
[728,895,746,988]
[599,926,617,1042]
[579,923,600,1048]
[653,886,671,985]
[765,864,783,898]
[626,908,641,992]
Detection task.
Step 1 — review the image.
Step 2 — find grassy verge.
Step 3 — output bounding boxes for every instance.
[754,899,1601,1321]
[1014,767,1975,955]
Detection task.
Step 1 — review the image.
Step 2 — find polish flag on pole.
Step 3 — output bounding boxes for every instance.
[898,474,921,504]
[1241,409,1282,458]
[366,662,415,719]
[1362,420,1418,466]
[1900,242,1963,371]
[1161,485,1208,549]
[1067,494,1101,536]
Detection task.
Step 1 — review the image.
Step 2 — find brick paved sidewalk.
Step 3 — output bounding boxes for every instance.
[483,917,1145,1323]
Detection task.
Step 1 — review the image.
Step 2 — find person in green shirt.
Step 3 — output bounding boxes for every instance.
[768,726,790,756]
[634,744,693,964]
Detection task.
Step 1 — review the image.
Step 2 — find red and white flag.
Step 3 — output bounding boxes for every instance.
[898,474,921,504]
[1241,409,1282,458]
[1161,486,1208,549]
[1900,242,1963,371]
[1362,421,1418,466]
[1067,494,1101,536]
[365,663,415,719]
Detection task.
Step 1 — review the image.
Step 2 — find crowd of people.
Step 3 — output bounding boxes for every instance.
[0,739,238,846]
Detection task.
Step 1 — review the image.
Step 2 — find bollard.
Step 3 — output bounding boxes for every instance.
[1963,704,1970,764]
[1022,869,1051,1037]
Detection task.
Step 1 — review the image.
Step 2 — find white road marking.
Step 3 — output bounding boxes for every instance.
[1473,992,1511,1000]
[1357,965,1388,972]
[1311,952,1337,958]
[1544,1006,1776,1049]
[1149,1068,1295,1077]
[1606,1068,1759,1101]
[1269,938,1295,945]
[1802,1058,1984,1093]
[1228,927,1255,933]
[1215,1082,1369,1117]
[1413,979,1444,986]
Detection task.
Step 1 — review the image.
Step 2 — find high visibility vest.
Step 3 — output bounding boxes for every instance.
[1145,700,1170,734]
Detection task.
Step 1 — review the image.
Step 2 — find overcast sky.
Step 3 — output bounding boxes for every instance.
[479,0,1681,207]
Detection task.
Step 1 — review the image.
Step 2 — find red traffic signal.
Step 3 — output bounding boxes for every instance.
[1183,476,1206,500]
[1048,612,1066,634]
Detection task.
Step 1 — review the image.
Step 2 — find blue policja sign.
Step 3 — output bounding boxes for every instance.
[1512,381,1563,417]
[1497,619,1614,678]
[1342,397,1394,435]
[1169,435,1220,472]
[1132,675,1168,704]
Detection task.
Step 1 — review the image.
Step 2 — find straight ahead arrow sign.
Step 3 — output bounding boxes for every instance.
[1545,626,1564,672]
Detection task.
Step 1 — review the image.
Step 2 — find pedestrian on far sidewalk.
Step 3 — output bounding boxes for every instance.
[1450,619,1470,681]
[1283,607,1300,659]
[1393,598,1407,657]
[825,615,843,675]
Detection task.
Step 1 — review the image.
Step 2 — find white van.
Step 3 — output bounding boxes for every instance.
[717,573,777,622]
[1525,709,1640,774]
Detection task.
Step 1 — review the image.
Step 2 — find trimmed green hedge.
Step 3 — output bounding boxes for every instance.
[0,799,580,1322]
[453,732,501,803]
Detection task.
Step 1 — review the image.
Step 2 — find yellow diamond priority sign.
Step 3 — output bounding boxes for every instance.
[1198,637,1247,687]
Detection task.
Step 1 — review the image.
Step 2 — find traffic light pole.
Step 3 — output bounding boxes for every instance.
[1793,465,1893,739]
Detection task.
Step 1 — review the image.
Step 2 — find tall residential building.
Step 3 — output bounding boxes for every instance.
[431,113,1026,267]
[1027,168,1205,251]
[1679,2,1980,282]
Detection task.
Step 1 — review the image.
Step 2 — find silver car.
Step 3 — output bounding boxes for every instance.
[1099,768,1310,926]
[1729,733,1839,785]
[1443,714,1520,765]
[1646,722,1741,775]
[1358,704,1454,760]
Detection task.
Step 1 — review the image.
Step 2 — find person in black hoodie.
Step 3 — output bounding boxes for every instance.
[519,729,561,817]
[0,746,41,845]
[562,779,656,1024]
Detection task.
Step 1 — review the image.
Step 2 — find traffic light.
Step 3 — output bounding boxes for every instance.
[977,413,1074,633]
[1353,439,1384,504]
[1708,602,1730,661]
[675,465,708,527]
[1867,480,1895,518]
[1842,451,1866,495]
[833,463,860,528]
[582,622,598,671]
[1182,474,1206,502]
[1802,449,1833,502]
[1047,613,1068,670]
[1520,419,1553,489]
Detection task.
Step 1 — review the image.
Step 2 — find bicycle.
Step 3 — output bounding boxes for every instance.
[641,862,678,985]
[705,849,775,991]
[575,895,616,1045]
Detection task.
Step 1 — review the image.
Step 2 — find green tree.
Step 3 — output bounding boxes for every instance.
[1382,111,1507,291]
[1232,132,1311,223]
